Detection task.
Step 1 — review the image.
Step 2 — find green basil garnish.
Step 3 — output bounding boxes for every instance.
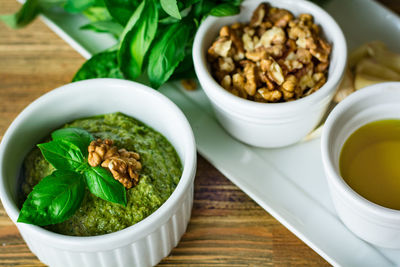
[51,127,95,156]
[85,166,127,206]
[80,20,124,36]
[18,127,128,226]
[18,170,86,226]
[210,3,240,17]
[160,0,181,20]
[148,21,194,88]
[0,0,41,29]
[38,140,86,171]
[72,50,125,82]
[1,0,246,88]
[118,0,158,80]
[103,0,140,26]
[64,0,96,13]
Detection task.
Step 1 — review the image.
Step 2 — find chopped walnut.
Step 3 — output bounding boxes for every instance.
[217,57,234,73]
[246,47,267,62]
[243,32,255,52]
[208,37,232,59]
[268,7,294,28]
[267,57,284,85]
[221,75,232,90]
[232,72,245,90]
[88,139,142,189]
[207,2,331,102]
[282,75,297,92]
[257,26,286,48]
[243,61,258,96]
[258,88,282,102]
[284,52,303,71]
[250,3,268,27]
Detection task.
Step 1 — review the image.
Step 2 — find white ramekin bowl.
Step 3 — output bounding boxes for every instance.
[321,82,400,248]
[0,79,197,266]
[193,0,347,148]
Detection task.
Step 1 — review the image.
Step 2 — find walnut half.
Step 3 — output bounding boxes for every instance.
[88,139,142,189]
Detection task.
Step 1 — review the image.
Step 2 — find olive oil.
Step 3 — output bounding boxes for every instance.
[340,119,400,210]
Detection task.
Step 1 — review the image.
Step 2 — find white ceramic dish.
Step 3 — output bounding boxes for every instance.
[193,0,347,148]
[9,0,400,265]
[322,82,400,249]
[0,79,197,267]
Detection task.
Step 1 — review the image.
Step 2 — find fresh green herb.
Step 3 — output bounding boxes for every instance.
[193,0,215,20]
[0,0,41,29]
[118,0,158,80]
[72,50,124,82]
[80,20,124,36]
[160,0,181,20]
[84,166,127,206]
[18,128,127,226]
[209,3,240,17]
[103,0,139,25]
[148,21,194,88]
[82,6,113,22]
[51,127,94,156]
[170,52,196,80]
[1,0,245,88]
[37,140,86,171]
[64,0,96,13]
[18,170,86,226]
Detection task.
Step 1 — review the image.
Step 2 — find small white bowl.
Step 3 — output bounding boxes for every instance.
[321,82,400,248]
[193,0,347,148]
[0,79,197,266]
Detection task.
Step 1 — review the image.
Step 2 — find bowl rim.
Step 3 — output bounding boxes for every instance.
[0,78,197,251]
[193,0,347,115]
[321,82,400,220]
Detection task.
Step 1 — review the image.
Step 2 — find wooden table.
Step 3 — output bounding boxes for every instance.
[0,1,398,266]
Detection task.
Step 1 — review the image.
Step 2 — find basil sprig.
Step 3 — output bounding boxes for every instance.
[18,127,127,226]
[1,0,244,89]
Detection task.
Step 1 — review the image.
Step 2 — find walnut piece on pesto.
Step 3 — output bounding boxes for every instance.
[88,138,142,189]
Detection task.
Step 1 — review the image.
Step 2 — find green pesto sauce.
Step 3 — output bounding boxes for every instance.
[21,112,182,236]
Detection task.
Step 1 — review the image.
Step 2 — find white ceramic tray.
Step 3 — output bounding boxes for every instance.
[33,0,400,266]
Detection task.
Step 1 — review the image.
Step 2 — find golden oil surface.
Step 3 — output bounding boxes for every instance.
[340,119,400,210]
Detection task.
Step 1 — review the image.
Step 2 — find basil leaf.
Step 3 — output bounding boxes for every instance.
[148,21,194,88]
[210,3,240,17]
[80,20,124,36]
[170,52,196,80]
[51,127,94,157]
[18,170,85,226]
[83,6,113,22]
[0,0,41,29]
[118,0,158,80]
[64,0,95,13]
[220,0,243,6]
[103,0,139,26]
[160,0,181,20]
[38,140,85,171]
[179,0,201,8]
[84,166,127,206]
[72,50,124,82]
[193,0,214,20]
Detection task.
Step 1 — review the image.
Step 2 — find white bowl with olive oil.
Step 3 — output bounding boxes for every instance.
[321,82,400,248]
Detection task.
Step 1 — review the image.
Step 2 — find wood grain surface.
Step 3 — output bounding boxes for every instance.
[0,1,398,266]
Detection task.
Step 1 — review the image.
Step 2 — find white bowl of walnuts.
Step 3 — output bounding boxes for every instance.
[193,0,347,148]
